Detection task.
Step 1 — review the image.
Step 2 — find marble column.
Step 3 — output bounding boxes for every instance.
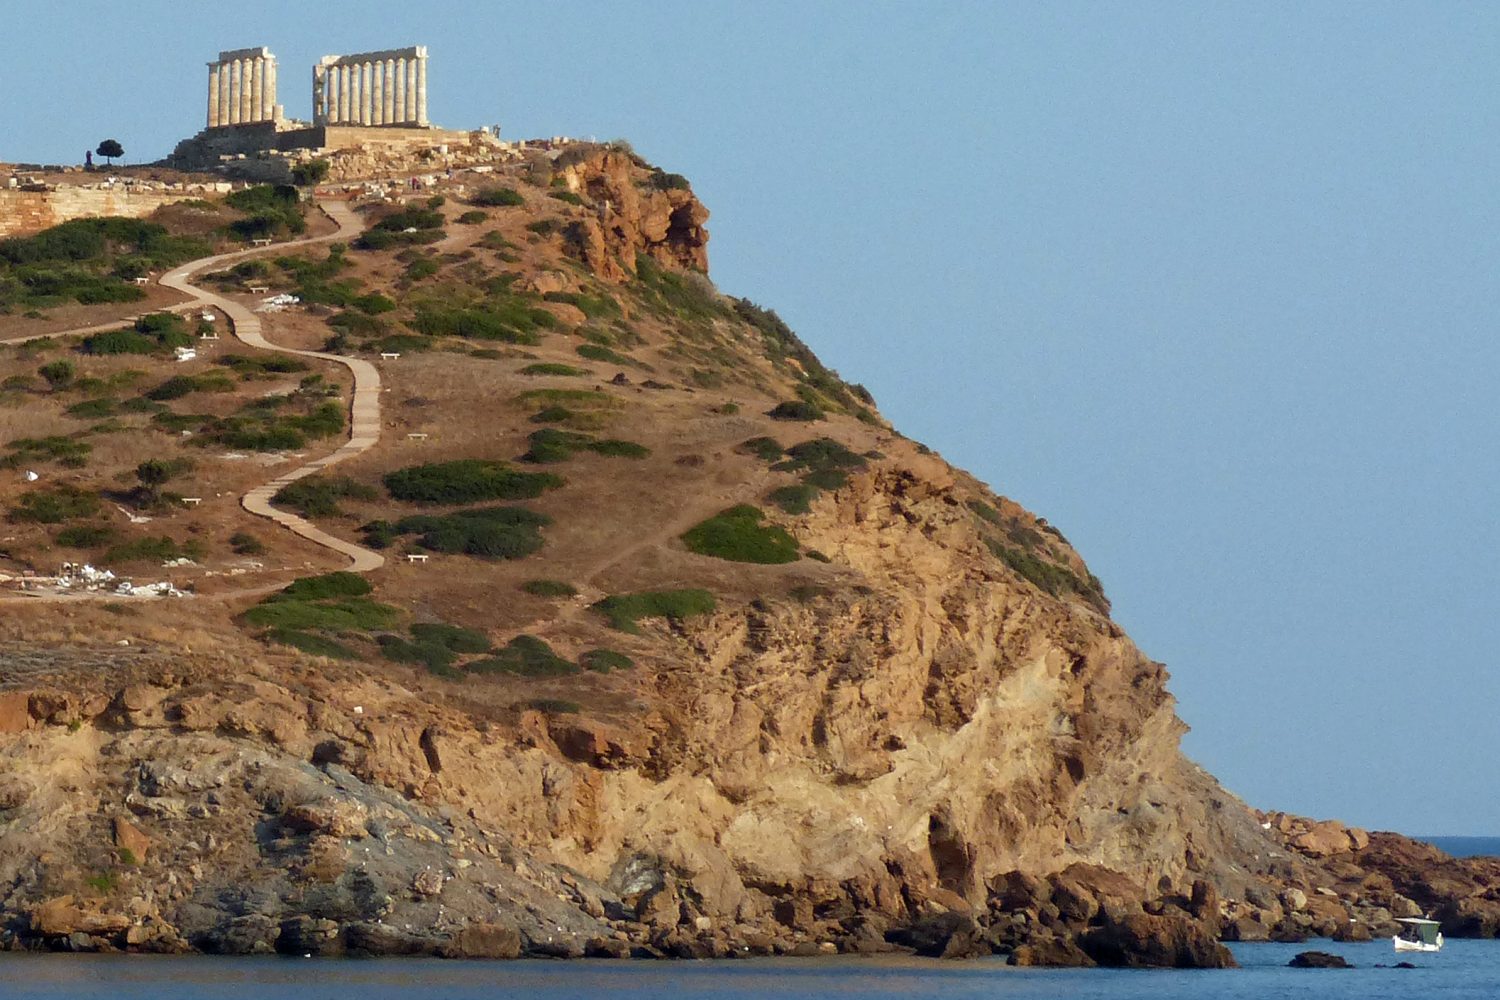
[230,60,243,124]
[380,58,392,124]
[393,58,406,123]
[333,66,345,124]
[243,59,256,123]
[416,54,427,125]
[207,64,221,128]
[263,58,276,120]
[218,63,230,125]
[361,62,373,124]
[372,61,384,124]
[250,58,264,123]
[405,58,417,124]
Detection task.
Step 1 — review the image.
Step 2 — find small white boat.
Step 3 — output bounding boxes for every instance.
[1393,917,1443,952]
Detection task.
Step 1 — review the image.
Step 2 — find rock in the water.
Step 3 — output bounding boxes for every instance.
[1079,912,1237,969]
[884,912,981,958]
[1289,950,1352,968]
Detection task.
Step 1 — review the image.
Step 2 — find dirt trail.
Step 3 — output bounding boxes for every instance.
[2,199,384,603]
[157,199,384,573]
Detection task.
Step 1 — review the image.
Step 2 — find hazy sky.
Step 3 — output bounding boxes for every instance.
[7,3,1498,834]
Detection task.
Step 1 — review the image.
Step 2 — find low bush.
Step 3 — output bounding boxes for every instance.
[81,313,191,356]
[66,397,117,418]
[543,290,620,319]
[229,531,265,555]
[740,437,784,461]
[242,595,397,631]
[274,571,371,600]
[383,460,562,505]
[519,363,587,377]
[272,475,377,517]
[2,435,92,468]
[767,400,823,422]
[55,523,117,548]
[104,535,201,564]
[217,353,309,379]
[768,483,820,515]
[526,699,581,714]
[468,635,576,677]
[575,343,636,366]
[522,428,649,464]
[968,499,1003,526]
[522,579,577,597]
[681,505,799,564]
[456,210,488,224]
[378,633,457,674]
[265,628,359,660]
[591,589,716,634]
[472,186,525,207]
[580,648,634,673]
[410,622,492,654]
[9,485,100,523]
[363,505,550,559]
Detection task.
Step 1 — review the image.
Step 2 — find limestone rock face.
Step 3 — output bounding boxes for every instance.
[556,149,710,280]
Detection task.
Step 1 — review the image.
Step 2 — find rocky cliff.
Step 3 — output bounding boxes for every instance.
[0,144,1488,963]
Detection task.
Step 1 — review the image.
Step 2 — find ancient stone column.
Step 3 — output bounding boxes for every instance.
[380,58,393,124]
[361,62,373,125]
[263,57,277,121]
[217,63,230,126]
[404,58,417,124]
[392,57,406,124]
[250,58,264,123]
[207,63,221,128]
[372,61,385,124]
[243,59,256,124]
[416,52,428,126]
[228,59,242,125]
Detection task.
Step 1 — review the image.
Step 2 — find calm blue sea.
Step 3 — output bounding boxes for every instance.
[1422,836,1500,858]
[4,940,1500,1000]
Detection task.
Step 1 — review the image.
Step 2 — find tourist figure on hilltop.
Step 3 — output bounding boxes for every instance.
[84,150,93,170]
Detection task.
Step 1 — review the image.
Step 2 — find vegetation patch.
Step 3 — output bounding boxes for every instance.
[355,206,445,250]
[410,622,492,654]
[143,372,234,401]
[522,578,577,597]
[519,362,588,377]
[733,299,876,421]
[55,523,118,548]
[272,475,378,518]
[362,505,550,559]
[579,648,634,673]
[265,628,359,660]
[378,634,458,675]
[472,186,525,207]
[224,185,306,241]
[768,483,820,515]
[177,395,344,451]
[409,302,556,345]
[0,217,207,311]
[468,635,576,677]
[383,460,562,504]
[104,535,203,565]
[3,435,91,468]
[217,353,309,379]
[681,505,799,564]
[575,343,642,368]
[81,313,192,356]
[522,428,649,463]
[767,399,823,422]
[8,485,100,523]
[591,589,717,634]
[544,290,620,319]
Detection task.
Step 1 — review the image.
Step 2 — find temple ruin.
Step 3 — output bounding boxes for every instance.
[170,42,487,177]
[206,47,281,128]
[313,47,429,127]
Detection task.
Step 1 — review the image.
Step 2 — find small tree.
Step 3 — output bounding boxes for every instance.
[133,459,174,505]
[96,139,124,166]
[291,158,330,186]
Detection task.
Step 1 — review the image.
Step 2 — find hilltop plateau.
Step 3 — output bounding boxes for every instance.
[1,142,1494,964]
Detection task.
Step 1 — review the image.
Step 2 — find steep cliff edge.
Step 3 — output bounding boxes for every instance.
[0,144,1467,962]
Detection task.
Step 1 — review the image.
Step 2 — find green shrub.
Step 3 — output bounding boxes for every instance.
[275,571,372,600]
[410,622,492,654]
[3,435,92,468]
[740,437,785,461]
[265,628,358,659]
[405,257,440,281]
[543,291,621,319]
[384,460,562,504]
[272,475,377,517]
[456,210,488,224]
[81,313,191,356]
[522,579,578,597]
[580,648,634,673]
[472,187,525,207]
[409,304,555,344]
[968,499,1003,526]
[575,343,636,366]
[522,428,649,463]
[681,505,799,564]
[768,400,823,422]
[242,596,397,631]
[363,505,550,559]
[217,353,309,378]
[591,589,716,634]
[519,363,587,377]
[54,523,116,548]
[550,190,584,206]
[526,220,557,237]
[468,635,576,677]
[378,633,457,673]
[104,535,197,564]
[38,359,75,389]
[777,438,866,473]
[66,397,117,418]
[768,483,820,515]
[229,531,265,555]
[354,293,396,315]
[8,485,100,523]
[526,699,581,714]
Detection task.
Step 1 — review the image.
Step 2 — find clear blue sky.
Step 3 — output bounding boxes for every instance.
[8,3,1498,835]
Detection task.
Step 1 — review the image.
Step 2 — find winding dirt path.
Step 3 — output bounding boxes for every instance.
[157,200,384,573]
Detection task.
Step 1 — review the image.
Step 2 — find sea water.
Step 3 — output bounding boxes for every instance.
[1422,836,1500,858]
[5,940,1500,1000]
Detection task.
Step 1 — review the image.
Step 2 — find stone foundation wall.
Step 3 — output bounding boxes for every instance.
[0,188,212,239]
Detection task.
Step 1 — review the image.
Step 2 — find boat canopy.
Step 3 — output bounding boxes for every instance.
[1396,918,1441,944]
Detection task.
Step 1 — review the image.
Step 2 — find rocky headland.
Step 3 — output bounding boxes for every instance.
[0,142,1494,965]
